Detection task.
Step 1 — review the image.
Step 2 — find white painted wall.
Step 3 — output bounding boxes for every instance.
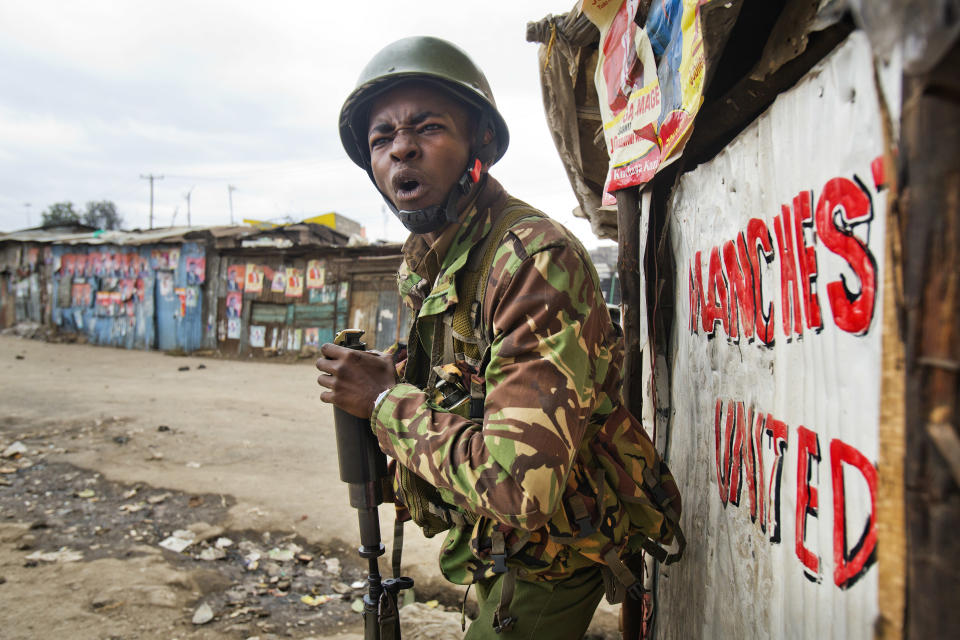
[658,33,899,638]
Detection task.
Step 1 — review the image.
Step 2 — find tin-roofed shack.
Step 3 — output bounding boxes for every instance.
[530,1,957,639]
[202,222,404,356]
[0,221,404,357]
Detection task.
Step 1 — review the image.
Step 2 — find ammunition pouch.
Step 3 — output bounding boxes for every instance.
[394,464,477,537]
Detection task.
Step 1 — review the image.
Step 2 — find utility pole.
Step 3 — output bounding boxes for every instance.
[140,174,164,229]
[184,187,194,226]
[227,184,237,224]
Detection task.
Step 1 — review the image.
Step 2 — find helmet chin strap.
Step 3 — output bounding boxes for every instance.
[386,158,484,235]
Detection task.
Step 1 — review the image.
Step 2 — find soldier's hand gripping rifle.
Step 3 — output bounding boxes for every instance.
[332,329,413,640]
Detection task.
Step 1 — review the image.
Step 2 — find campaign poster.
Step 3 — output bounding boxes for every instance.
[227,264,246,292]
[227,318,242,340]
[95,291,111,316]
[109,291,122,314]
[150,250,166,270]
[286,328,302,352]
[226,291,243,340]
[90,252,104,276]
[249,325,266,348]
[185,257,206,285]
[304,327,320,348]
[285,267,304,298]
[157,271,174,297]
[119,279,135,301]
[71,282,92,308]
[244,263,263,294]
[306,260,326,289]
[584,0,708,202]
[271,270,286,293]
[226,291,242,320]
[122,252,135,277]
[174,288,187,317]
[62,254,76,276]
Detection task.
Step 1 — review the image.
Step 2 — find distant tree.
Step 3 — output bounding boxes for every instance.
[41,202,81,226]
[83,200,123,230]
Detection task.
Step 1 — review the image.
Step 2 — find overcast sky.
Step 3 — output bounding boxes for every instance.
[0,1,613,248]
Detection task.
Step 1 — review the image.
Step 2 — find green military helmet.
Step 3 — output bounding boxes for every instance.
[339,36,510,170]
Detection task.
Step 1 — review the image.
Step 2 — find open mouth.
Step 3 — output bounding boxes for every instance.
[392,173,426,201]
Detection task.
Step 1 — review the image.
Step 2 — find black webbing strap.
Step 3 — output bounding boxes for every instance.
[392,517,404,579]
[492,567,518,633]
[460,582,473,632]
[378,589,400,640]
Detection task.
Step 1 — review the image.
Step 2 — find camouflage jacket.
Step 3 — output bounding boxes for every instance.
[370,177,635,585]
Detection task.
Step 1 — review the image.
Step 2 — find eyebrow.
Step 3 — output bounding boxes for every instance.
[368,110,442,136]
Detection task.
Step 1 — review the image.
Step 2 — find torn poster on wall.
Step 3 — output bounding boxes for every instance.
[157,271,174,297]
[286,328,302,352]
[659,34,895,639]
[583,0,708,203]
[71,283,92,308]
[174,288,187,318]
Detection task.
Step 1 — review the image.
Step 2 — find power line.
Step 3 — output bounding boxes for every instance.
[161,157,340,182]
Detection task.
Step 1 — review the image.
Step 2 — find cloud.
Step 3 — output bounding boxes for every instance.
[0,1,610,246]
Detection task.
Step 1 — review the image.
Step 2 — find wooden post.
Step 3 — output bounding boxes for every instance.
[616,186,644,420]
[901,41,960,638]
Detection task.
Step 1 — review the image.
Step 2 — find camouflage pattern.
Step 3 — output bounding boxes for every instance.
[371,177,677,585]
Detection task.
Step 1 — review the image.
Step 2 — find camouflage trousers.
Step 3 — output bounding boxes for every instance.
[467,566,605,639]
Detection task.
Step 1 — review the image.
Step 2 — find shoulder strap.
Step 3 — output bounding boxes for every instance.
[452,202,545,362]
[447,202,543,420]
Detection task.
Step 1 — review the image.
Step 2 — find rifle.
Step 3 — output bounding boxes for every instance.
[332,329,413,640]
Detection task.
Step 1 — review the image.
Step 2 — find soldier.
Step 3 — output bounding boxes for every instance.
[317,37,681,639]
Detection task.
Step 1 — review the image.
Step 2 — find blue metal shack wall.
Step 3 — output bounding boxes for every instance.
[50,242,205,351]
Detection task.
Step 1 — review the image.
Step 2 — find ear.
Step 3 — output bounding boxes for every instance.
[482,127,494,146]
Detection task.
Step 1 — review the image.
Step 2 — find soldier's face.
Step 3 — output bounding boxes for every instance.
[367,83,473,212]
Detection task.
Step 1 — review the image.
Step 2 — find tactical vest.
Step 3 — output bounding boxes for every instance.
[395,200,685,603]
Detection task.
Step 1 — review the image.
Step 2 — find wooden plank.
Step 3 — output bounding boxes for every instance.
[901,40,960,639]
[877,135,906,638]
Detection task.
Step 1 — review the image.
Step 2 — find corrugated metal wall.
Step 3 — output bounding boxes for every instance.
[48,242,205,351]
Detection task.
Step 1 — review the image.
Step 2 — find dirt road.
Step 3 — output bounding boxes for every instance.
[0,334,617,639]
